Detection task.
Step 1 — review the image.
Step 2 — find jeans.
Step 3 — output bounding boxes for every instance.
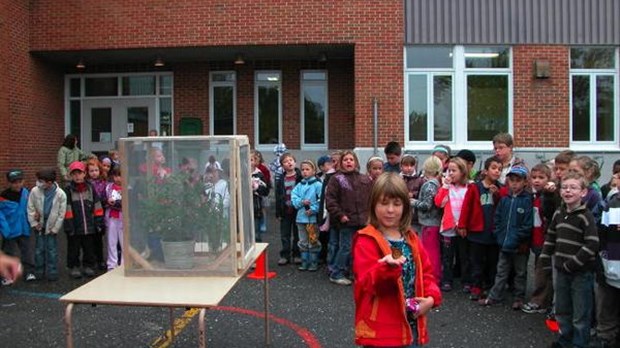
[327,226,340,274]
[331,226,361,280]
[455,236,471,285]
[529,257,554,308]
[487,251,528,301]
[279,212,299,259]
[297,224,322,253]
[595,280,620,345]
[441,236,456,285]
[554,270,594,348]
[421,226,441,284]
[469,242,499,290]
[34,233,58,278]
[2,235,34,274]
[66,234,96,269]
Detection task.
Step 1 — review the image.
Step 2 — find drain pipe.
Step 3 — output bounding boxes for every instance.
[373,97,379,155]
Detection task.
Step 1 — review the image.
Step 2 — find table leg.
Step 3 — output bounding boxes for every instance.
[198,308,207,348]
[64,303,74,348]
[169,307,175,342]
[264,249,271,346]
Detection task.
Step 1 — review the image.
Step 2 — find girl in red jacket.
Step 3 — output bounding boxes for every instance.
[353,173,441,347]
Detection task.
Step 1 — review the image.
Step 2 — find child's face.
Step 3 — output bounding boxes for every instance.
[110,152,119,161]
[386,153,400,166]
[368,161,383,180]
[87,165,100,180]
[341,154,357,172]
[112,174,122,186]
[530,170,549,192]
[9,179,24,192]
[432,151,448,163]
[554,162,569,181]
[37,180,53,190]
[507,175,526,194]
[71,170,86,183]
[320,161,334,173]
[375,195,404,231]
[250,155,257,169]
[281,156,296,172]
[300,164,315,179]
[447,162,464,183]
[561,178,587,207]
[331,155,341,170]
[101,163,111,174]
[493,142,512,162]
[152,150,165,165]
[485,161,502,182]
[401,163,415,175]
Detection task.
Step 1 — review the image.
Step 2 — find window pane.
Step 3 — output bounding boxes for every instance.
[258,85,279,144]
[91,108,112,143]
[596,75,614,141]
[160,75,172,95]
[572,76,590,141]
[408,75,428,141]
[571,47,615,69]
[212,72,235,82]
[257,73,280,82]
[465,46,510,68]
[127,107,149,137]
[434,75,453,141]
[70,100,81,137]
[406,46,453,69]
[70,78,81,97]
[303,84,326,144]
[467,75,508,141]
[213,86,234,135]
[85,77,118,96]
[160,98,172,136]
[302,72,326,80]
[122,76,156,96]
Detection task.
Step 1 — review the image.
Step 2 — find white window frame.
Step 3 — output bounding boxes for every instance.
[569,48,619,150]
[209,71,237,135]
[300,70,328,150]
[254,71,282,150]
[404,46,513,150]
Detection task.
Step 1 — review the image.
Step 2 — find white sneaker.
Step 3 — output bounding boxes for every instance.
[1,278,14,286]
[25,273,36,282]
[330,277,352,286]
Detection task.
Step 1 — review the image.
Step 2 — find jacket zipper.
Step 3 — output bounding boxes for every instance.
[504,195,514,247]
[79,191,88,235]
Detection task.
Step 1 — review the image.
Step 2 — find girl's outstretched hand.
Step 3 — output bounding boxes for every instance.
[378,254,406,267]
[412,296,435,318]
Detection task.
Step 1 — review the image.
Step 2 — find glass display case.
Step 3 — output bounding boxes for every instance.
[118,136,255,276]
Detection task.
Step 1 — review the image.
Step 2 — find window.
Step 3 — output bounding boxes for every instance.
[405,46,512,148]
[301,71,328,148]
[255,71,281,146]
[210,72,236,136]
[570,47,618,146]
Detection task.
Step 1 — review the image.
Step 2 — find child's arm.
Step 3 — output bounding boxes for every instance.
[413,182,437,212]
[562,213,600,273]
[325,176,345,222]
[352,234,402,296]
[63,190,75,235]
[26,192,40,230]
[309,182,322,213]
[291,184,304,210]
[517,199,534,242]
[493,198,505,237]
[434,187,449,208]
[51,191,68,234]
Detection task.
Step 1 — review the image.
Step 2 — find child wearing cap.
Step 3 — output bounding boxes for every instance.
[432,144,451,172]
[0,169,35,283]
[27,168,66,281]
[63,161,105,279]
[316,155,333,182]
[456,149,478,181]
[479,165,533,309]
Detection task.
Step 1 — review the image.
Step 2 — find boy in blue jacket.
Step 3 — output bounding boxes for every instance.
[480,166,532,309]
[0,169,35,283]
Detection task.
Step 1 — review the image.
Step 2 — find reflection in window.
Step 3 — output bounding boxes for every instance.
[91,108,112,142]
[406,46,453,69]
[467,75,508,141]
[408,75,428,141]
[85,77,118,97]
[465,46,510,68]
[213,86,234,135]
[160,98,172,136]
[302,71,327,146]
[122,76,156,96]
[433,76,452,141]
[256,72,281,145]
[571,47,615,69]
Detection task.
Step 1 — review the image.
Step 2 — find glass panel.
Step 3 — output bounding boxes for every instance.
[302,72,326,80]
[70,78,81,97]
[212,72,235,82]
[239,143,254,258]
[596,75,614,141]
[85,77,118,97]
[406,46,453,69]
[467,75,509,141]
[572,76,591,141]
[127,107,149,137]
[303,84,326,144]
[91,108,112,143]
[70,100,81,137]
[408,75,428,141]
[160,98,172,136]
[159,75,172,95]
[571,47,615,69]
[465,46,510,68]
[213,86,234,135]
[257,72,280,82]
[258,85,279,144]
[122,76,156,96]
[433,75,453,141]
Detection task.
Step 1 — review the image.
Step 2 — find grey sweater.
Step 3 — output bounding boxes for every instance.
[413,178,441,227]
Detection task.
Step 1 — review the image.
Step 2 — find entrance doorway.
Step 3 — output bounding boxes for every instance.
[82,99,156,155]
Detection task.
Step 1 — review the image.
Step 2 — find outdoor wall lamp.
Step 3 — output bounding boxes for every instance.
[234,54,245,65]
[76,58,85,69]
[154,57,165,67]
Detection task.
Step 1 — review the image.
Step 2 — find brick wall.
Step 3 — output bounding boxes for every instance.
[513,45,570,148]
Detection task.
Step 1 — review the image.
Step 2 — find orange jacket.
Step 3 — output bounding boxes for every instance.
[434,183,485,233]
[353,225,442,346]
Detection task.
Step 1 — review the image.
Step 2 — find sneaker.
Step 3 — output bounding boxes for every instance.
[1,278,14,286]
[461,284,472,293]
[70,268,82,279]
[478,297,499,306]
[440,283,453,292]
[293,257,302,264]
[511,299,524,310]
[469,287,482,301]
[330,277,352,286]
[25,273,37,282]
[307,263,318,272]
[277,258,289,266]
[82,267,95,277]
[298,263,308,271]
[521,302,547,314]
[47,274,59,282]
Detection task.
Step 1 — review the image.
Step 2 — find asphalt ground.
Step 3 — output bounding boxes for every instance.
[0,210,556,348]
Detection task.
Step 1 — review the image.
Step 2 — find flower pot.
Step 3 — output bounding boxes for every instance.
[161,240,195,269]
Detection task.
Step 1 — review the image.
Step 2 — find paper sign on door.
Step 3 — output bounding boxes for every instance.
[127,123,134,133]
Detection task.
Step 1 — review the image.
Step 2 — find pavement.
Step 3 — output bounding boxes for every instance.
[0,210,556,348]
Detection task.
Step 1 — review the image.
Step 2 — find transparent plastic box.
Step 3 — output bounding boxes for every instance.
[118,136,255,277]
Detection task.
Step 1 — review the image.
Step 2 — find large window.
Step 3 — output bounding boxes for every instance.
[405,46,512,148]
[210,72,236,136]
[570,47,618,146]
[255,71,282,147]
[300,71,328,148]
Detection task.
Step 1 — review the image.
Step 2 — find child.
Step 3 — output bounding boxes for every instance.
[275,152,302,265]
[541,172,599,348]
[353,173,441,347]
[63,161,105,278]
[383,141,402,173]
[251,152,270,243]
[318,151,341,269]
[492,132,525,185]
[108,149,120,170]
[204,166,231,214]
[479,166,532,309]
[0,169,35,283]
[467,156,502,300]
[140,147,172,180]
[27,168,66,281]
[434,158,483,292]
[412,156,443,284]
[291,160,323,271]
[366,156,384,181]
[601,159,620,199]
[401,154,425,231]
[326,150,372,285]
[100,157,112,180]
[456,149,478,181]
[252,150,271,234]
[86,158,107,270]
[204,155,222,174]
[104,168,123,271]
[316,155,333,181]
[268,143,288,181]
[431,144,451,172]
[570,156,604,223]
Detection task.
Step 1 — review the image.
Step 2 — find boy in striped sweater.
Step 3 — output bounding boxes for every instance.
[540,172,599,348]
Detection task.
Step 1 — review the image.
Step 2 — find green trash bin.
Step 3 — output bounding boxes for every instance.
[179,117,203,135]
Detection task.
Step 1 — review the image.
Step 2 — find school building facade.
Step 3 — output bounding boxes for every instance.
[1,0,619,180]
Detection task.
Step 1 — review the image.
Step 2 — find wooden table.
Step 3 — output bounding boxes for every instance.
[60,243,270,348]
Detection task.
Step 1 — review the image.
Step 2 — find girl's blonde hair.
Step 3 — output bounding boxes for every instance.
[571,156,600,184]
[340,150,360,171]
[366,156,384,172]
[448,157,469,185]
[367,173,412,235]
[300,159,316,172]
[423,156,443,177]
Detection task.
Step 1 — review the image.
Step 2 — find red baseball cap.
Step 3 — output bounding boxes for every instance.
[68,161,86,173]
